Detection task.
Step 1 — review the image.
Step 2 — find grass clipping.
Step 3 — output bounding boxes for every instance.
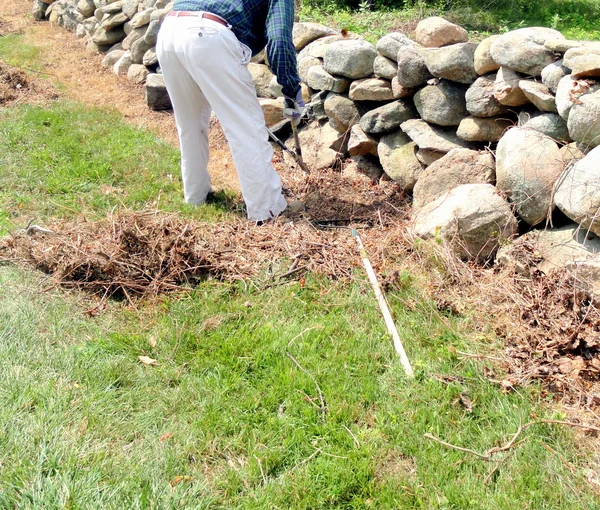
[0,211,404,298]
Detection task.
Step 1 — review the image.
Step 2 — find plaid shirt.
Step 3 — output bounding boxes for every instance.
[172,0,300,98]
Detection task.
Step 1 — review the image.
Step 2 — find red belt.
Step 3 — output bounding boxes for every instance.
[168,10,228,27]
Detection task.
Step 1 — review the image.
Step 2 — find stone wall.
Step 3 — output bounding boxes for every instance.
[33,0,600,279]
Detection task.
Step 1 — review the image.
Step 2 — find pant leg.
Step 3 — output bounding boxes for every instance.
[173,18,287,222]
[156,17,213,205]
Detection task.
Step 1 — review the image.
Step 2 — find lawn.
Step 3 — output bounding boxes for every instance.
[1,19,599,510]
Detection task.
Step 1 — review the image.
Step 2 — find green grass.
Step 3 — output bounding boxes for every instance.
[0,38,599,509]
[300,0,600,41]
[1,264,598,509]
[0,34,42,71]
[0,103,240,236]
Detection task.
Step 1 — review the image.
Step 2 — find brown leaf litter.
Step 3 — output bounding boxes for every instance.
[0,60,58,106]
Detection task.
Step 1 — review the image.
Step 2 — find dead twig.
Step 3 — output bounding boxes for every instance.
[286,352,327,420]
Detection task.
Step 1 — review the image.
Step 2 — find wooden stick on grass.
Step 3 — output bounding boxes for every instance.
[352,229,414,378]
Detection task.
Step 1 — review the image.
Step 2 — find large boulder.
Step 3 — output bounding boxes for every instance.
[413,81,468,126]
[519,112,570,142]
[489,27,564,76]
[298,56,321,82]
[554,146,600,236]
[77,0,95,17]
[401,119,472,153]
[457,116,512,142]
[359,100,417,135]
[289,122,347,170]
[567,90,600,148]
[293,22,336,50]
[347,125,378,157]
[518,80,557,112]
[376,32,414,60]
[412,148,496,209]
[324,93,360,133]
[342,156,384,183]
[377,131,424,191]
[563,48,600,79]
[259,98,284,126]
[102,12,129,30]
[298,34,358,60]
[415,17,469,48]
[127,63,149,84]
[421,43,478,84]
[306,66,350,93]
[146,73,171,110]
[396,47,432,88]
[412,184,518,262]
[474,35,500,75]
[248,63,275,98]
[541,60,569,94]
[494,67,530,106]
[92,26,126,46]
[349,78,394,101]
[373,56,398,80]
[466,74,509,117]
[496,127,563,225]
[323,40,377,79]
[391,76,414,99]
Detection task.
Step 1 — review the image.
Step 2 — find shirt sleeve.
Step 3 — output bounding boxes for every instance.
[265,0,301,99]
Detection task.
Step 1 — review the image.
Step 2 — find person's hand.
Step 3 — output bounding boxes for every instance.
[283,88,305,125]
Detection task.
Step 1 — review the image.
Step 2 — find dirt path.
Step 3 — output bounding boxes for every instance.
[0,0,240,191]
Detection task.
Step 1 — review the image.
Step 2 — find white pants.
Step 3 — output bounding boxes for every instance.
[156,14,287,222]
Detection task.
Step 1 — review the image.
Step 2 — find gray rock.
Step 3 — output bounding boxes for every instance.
[127,63,149,83]
[421,43,478,84]
[564,48,600,79]
[306,90,329,121]
[289,122,346,170]
[77,0,96,17]
[130,36,153,64]
[414,81,468,126]
[360,100,417,135]
[378,131,424,191]
[342,156,383,183]
[541,60,569,94]
[545,39,600,52]
[298,56,321,83]
[83,17,100,36]
[292,22,335,50]
[348,125,378,157]
[415,17,469,48]
[122,25,145,50]
[412,183,518,262]
[259,98,284,126]
[143,48,157,66]
[489,27,564,76]
[568,90,600,148]
[100,0,125,14]
[373,55,397,80]
[567,256,600,294]
[466,74,508,117]
[376,32,414,60]
[496,127,563,225]
[130,7,153,28]
[401,118,472,153]
[248,63,275,98]
[76,23,87,39]
[102,11,128,30]
[518,80,557,112]
[92,26,126,46]
[416,149,445,166]
[306,66,350,93]
[349,78,394,101]
[142,0,157,9]
[323,39,377,79]
[396,46,431,88]
[122,0,138,18]
[412,148,495,209]
[457,116,512,142]
[560,142,588,165]
[519,112,570,141]
[474,35,500,75]
[298,34,358,60]
[32,0,48,20]
[391,76,414,99]
[494,67,530,106]
[113,50,132,75]
[555,145,600,235]
[324,93,360,132]
[146,72,171,110]
[149,4,171,23]
[101,48,125,68]
[496,224,600,275]
[555,75,578,120]
[143,19,160,45]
